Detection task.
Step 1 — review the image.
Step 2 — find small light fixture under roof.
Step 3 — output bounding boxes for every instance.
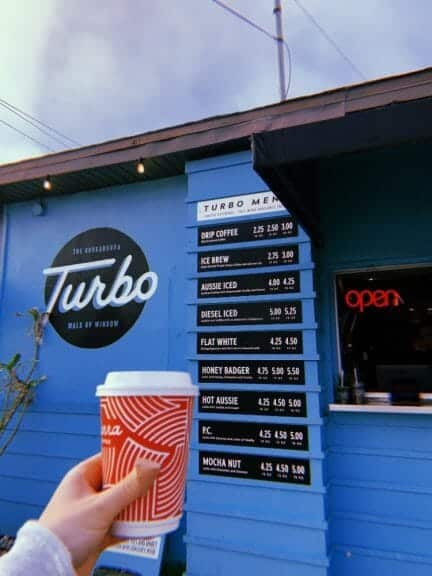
[43,176,52,191]
[136,159,145,175]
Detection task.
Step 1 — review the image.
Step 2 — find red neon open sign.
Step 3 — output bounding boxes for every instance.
[344,289,402,312]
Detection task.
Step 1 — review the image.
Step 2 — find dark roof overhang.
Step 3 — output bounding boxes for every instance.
[252,95,432,243]
[1,67,432,210]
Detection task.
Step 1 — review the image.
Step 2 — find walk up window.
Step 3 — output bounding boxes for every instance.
[336,266,432,405]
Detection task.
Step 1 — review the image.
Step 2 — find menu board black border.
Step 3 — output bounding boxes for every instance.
[197,270,301,299]
[199,390,307,417]
[198,243,299,273]
[198,359,305,385]
[199,420,309,451]
[199,450,311,485]
[197,299,303,326]
[198,215,298,246]
[197,330,303,355]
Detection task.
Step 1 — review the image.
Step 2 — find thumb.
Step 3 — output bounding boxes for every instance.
[99,459,160,520]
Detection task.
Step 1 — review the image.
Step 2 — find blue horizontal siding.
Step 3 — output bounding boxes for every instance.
[186,539,328,576]
[0,500,42,534]
[186,152,326,576]
[187,479,326,522]
[331,546,432,576]
[328,449,432,488]
[0,453,78,482]
[327,412,432,571]
[327,419,432,453]
[188,511,326,556]
[2,430,99,458]
[0,410,100,535]
[329,482,432,524]
[5,409,99,435]
[185,153,265,202]
[331,513,432,558]
[0,476,55,507]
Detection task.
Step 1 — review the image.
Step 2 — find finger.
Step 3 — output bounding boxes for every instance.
[98,459,160,520]
[66,453,103,496]
[76,453,103,491]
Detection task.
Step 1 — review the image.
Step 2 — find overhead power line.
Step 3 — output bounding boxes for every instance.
[0,101,71,149]
[0,118,56,152]
[0,96,80,147]
[291,0,366,81]
[211,0,292,99]
[212,0,276,41]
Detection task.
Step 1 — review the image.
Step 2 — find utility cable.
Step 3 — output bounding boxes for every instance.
[0,118,56,152]
[211,0,292,98]
[212,0,276,41]
[283,41,292,99]
[0,100,73,149]
[0,97,80,147]
[291,0,366,80]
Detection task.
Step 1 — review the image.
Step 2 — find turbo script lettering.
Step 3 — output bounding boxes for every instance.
[43,255,158,314]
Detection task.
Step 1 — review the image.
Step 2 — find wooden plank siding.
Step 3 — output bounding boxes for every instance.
[0,408,99,533]
[316,140,432,575]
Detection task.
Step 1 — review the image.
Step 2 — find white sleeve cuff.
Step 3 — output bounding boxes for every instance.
[0,521,74,576]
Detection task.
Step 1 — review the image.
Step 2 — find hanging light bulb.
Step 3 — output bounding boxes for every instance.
[43,176,52,191]
[136,159,145,174]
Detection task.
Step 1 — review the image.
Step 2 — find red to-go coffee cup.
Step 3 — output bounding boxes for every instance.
[96,371,199,538]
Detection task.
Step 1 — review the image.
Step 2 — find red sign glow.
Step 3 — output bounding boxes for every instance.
[344,289,402,312]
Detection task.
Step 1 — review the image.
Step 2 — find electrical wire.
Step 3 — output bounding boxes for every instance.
[283,39,292,99]
[0,101,72,149]
[291,0,366,81]
[0,118,56,152]
[0,96,80,147]
[211,0,292,98]
[212,0,276,41]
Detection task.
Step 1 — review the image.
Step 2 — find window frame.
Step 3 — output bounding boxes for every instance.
[331,262,432,406]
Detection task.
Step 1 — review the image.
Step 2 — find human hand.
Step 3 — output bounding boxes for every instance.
[38,453,160,575]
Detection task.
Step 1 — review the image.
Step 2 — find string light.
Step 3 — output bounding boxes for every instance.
[43,176,52,191]
[136,159,145,174]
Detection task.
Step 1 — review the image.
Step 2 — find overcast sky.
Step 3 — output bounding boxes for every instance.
[0,0,430,165]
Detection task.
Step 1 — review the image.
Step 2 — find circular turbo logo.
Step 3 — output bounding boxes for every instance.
[43,228,158,348]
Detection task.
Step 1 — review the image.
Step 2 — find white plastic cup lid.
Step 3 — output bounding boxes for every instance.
[96,371,199,397]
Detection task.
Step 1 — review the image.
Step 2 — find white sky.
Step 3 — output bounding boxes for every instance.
[0,0,430,165]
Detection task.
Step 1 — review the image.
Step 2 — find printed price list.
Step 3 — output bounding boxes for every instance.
[198,216,297,246]
[199,420,309,450]
[198,271,300,298]
[199,390,307,417]
[198,360,305,384]
[198,244,299,272]
[198,300,302,326]
[198,330,303,354]
[200,451,311,484]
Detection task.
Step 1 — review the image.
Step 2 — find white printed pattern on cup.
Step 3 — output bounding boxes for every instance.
[101,396,193,522]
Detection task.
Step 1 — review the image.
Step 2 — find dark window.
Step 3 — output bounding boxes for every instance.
[336,266,432,405]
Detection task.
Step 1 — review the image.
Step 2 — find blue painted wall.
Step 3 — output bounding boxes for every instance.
[1,138,429,576]
[317,142,432,575]
[185,151,328,576]
[0,176,188,567]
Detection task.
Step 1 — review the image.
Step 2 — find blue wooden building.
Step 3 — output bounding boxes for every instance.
[0,67,431,575]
